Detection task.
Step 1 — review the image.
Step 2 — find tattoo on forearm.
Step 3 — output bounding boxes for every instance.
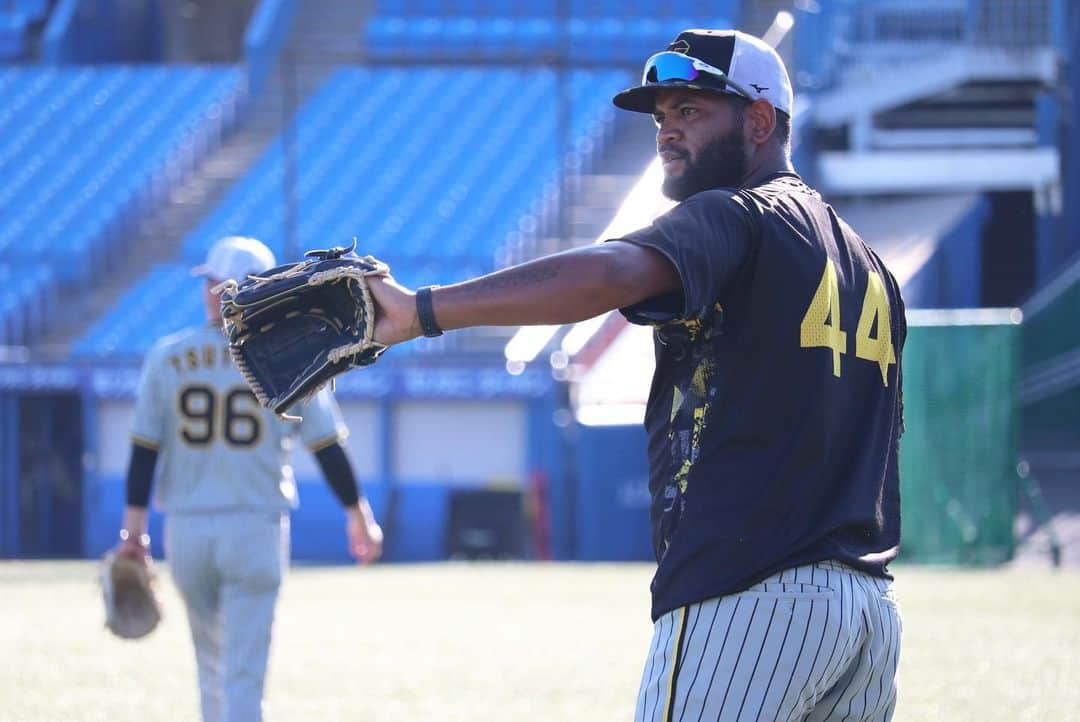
[464,260,562,294]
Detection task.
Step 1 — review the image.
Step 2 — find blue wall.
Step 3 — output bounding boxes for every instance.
[572,424,653,562]
[1035,91,1066,286]
[84,474,453,563]
[0,361,561,562]
[903,197,989,308]
[1067,0,1080,264]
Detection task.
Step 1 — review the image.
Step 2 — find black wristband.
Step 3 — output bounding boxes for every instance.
[416,285,443,338]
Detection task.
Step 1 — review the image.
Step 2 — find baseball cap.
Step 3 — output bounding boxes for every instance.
[191,236,276,281]
[613,29,793,117]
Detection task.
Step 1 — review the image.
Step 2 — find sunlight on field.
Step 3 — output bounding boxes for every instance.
[1,562,1078,722]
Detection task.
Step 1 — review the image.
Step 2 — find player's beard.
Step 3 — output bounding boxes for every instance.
[661,119,748,202]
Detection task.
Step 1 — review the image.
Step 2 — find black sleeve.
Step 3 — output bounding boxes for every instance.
[125,442,159,507]
[616,189,756,323]
[314,442,361,507]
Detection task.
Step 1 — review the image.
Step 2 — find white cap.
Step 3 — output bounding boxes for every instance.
[613,29,794,117]
[192,236,276,282]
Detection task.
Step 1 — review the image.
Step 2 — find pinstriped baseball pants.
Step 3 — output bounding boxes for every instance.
[635,561,902,722]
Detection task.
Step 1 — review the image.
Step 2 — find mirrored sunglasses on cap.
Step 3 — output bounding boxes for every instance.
[642,51,756,103]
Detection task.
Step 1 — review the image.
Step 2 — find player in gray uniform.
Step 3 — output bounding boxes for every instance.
[115,236,383,722]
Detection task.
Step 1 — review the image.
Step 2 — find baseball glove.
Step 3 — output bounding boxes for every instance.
[101,552,162,640]
[219,240,389,415]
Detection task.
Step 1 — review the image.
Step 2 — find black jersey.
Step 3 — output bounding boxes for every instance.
[619,172,905,621]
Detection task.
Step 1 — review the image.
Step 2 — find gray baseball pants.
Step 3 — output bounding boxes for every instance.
[166,511,289,722]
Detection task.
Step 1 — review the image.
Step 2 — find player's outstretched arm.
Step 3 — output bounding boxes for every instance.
[369,241,680,346]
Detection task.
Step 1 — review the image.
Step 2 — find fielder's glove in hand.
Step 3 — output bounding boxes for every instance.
[101,552,162,640]
[219,240,389,415]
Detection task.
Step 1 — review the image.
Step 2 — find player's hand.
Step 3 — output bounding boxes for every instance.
[115,530,151,565]
[346,499,384,565]
[367,274,423,347]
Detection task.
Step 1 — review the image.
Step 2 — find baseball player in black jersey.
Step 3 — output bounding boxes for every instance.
[364,29,904,722]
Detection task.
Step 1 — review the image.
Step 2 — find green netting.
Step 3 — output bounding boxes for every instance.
[899,314,1020,564]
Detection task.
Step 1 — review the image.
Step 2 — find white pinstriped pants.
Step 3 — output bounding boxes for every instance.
[635,561,902,722]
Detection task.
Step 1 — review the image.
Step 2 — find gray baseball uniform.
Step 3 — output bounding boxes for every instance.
[131,324,345,722]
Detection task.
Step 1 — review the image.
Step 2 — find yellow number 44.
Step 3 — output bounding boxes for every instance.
[800,259,846,377]
[855,272,897,385]
[800,259,896,385]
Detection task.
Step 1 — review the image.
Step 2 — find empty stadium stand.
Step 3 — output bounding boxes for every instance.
[73,66,630,356]
[0,66,243,346]
[363,0,738,63]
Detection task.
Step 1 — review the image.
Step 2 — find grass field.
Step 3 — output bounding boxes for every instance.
[2,562,1078,722]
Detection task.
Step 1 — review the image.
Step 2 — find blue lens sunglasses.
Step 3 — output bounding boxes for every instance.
[642,51,757,103]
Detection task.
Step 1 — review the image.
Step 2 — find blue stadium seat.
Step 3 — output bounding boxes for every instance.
[0,67,241,290]
[76,67,631,357]
[72,265,201,356]
[362,0,738,61]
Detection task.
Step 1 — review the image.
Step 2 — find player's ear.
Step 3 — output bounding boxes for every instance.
[744,99,776,147]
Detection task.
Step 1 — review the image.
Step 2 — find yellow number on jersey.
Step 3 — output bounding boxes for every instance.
[855,272,896,385]
[800,259,847,377]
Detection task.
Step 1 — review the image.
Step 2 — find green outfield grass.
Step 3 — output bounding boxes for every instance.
[1,562,1078,722]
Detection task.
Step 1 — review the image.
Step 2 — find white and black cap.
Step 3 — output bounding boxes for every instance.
[613,29,793,117]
